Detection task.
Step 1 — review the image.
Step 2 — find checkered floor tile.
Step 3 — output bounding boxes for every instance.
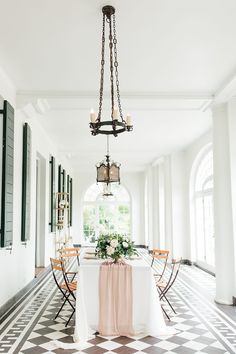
[0,250,235,354]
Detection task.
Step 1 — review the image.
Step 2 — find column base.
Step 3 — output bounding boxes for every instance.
[214,298,233,306]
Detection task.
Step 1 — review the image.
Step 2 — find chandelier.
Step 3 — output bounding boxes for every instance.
[89,5,133,137]
[96,136,120,190]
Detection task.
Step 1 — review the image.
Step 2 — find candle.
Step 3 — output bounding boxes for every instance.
[90,109,96,123]
[126,114,132,126]
[113,107,118,120]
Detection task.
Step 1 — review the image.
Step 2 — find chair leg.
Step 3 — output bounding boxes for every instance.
[55,291,74,320]
[161,305,170,321]
[65,307,75,327]
[55,297,68,320]
[162,294,177,314]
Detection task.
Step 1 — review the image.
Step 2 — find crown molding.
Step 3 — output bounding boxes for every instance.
[16,90,213,112]
[16,89,213,100]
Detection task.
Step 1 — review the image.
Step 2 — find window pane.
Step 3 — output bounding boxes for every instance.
[83,205,96,243]
[195,150,213,192]
[204,195,215,266]
[196,197,205,262]
[194,148,214,267]
[99,205,116,234]
[117,204,131,236]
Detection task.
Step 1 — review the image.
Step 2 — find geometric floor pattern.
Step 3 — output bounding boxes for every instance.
[0,250,236,354]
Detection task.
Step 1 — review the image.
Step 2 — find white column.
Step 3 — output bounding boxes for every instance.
[164,156,173,255]
[146,167,154,249]
[158,163,165,249]
[145,165,160,250]
[171,152,186,259]
[228,98,236,297]
[213,103,235,304]
[152,165,160,248]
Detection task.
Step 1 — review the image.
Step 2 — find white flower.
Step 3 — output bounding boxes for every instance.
[110,239,118,248]
[122,241,128,248]
[106,246,115,255]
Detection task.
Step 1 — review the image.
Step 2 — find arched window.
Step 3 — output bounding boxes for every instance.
[191,146,214,268]
[83,183,131,244]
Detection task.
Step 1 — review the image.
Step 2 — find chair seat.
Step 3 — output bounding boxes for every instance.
[65,271,78,275]
[60,281,77,291]
[156,280,167,288]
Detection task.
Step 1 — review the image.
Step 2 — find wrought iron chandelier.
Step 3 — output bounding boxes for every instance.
[96,136,120,191]
[89,5,133,137]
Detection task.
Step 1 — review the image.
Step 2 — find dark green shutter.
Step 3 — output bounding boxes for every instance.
[69,178,72,226]
[67,175,70,194]
[62,169,66,192]
[58,164,62,192]
[21,123,31,242]
[49,156,55,232]
[0,101,14,248]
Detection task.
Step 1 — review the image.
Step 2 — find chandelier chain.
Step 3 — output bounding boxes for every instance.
[109,17,115,119]
[98,13,106,122]
[106,135,110,155]
[113,13,124,122]
[89,5,133,136]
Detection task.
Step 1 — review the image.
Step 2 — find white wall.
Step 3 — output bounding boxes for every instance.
[72,170,145,246]
[0,73,73,308]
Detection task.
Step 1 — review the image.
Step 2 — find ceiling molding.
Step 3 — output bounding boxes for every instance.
[16,90,213,112]
[16,89,213,100]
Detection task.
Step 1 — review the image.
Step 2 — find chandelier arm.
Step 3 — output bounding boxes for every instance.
[97,13,106,122]
[113,13,125,122]
[108,16,115,119]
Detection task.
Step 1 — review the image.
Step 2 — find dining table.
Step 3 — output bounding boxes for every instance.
[72,249,176,345]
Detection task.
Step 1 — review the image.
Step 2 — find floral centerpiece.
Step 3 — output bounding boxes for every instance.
[95,233,137,263]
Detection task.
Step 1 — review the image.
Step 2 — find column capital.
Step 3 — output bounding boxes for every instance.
[211,102,227,115]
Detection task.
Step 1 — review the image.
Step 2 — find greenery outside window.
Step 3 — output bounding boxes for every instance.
[83,184,131,244]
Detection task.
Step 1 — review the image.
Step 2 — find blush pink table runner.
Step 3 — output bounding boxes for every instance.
[98,261,134,336]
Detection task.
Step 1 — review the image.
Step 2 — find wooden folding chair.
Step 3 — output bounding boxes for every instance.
[151,249,169,281]
[60,247,80,282]
[50,257,77,326]
[155,258,182,320]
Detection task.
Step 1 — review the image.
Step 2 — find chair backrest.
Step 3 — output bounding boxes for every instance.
[60,247,80,267]
[50,257,63,271]
[50,257,74,293]
[152,249,169,260]
[50,257,63,289]
[151,250,169,275]
[61,247,80,255]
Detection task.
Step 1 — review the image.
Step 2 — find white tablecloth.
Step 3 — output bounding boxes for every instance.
[73,252,176,345]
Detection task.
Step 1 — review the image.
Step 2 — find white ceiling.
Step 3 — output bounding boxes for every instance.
[1,0,235,171]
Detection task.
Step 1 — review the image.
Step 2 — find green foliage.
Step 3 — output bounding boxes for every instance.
[95,233,137,262]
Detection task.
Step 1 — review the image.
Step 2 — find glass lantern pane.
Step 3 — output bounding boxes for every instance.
[97,165,108,182]
[109,165,119,182]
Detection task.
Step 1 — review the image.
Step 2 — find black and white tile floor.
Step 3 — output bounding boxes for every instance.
[0,251,236,354]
